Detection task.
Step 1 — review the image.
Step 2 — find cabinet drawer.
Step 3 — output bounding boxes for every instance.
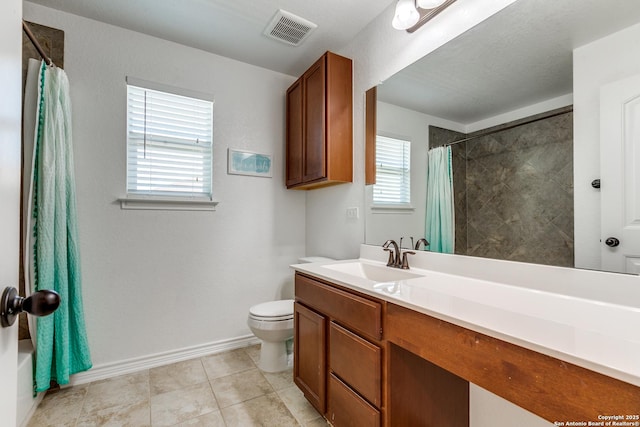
[328,373,380,427]
[295,274,382,340]
[329,322,381,407]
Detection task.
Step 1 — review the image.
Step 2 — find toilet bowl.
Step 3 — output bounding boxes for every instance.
[248,256,334,373]
[248,299,294,373]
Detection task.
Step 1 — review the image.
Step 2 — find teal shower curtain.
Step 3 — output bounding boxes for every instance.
[425,146,455,253]
[31,61,92,391]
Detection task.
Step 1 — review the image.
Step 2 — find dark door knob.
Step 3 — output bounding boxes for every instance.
[605,237,620,247]
[1,287,60,327]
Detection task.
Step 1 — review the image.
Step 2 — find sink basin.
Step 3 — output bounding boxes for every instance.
[322,262,422,282]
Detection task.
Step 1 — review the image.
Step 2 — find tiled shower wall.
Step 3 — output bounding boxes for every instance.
[429,108,574,267]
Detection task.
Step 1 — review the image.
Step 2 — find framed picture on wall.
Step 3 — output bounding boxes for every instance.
[227,148,273,178]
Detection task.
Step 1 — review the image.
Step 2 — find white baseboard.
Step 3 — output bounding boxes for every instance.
[68,334,260,386]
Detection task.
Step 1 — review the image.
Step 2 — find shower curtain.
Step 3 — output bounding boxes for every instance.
[425,146,455,253]
[26,60,92,392]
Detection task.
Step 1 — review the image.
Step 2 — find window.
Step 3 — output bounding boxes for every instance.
[373,135,411,206]
[124,77,214,209]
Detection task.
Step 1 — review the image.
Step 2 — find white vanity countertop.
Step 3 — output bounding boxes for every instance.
[291,244,640,388]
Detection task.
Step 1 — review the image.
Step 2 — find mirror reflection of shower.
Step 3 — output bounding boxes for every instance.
[430,107,574,267]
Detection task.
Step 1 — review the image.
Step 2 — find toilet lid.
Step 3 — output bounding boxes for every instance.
[249,299,294,318]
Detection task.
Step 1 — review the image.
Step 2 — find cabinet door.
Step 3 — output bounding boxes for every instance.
[303,56,326,183]
[294,301,326,413]
[286,78,303,187]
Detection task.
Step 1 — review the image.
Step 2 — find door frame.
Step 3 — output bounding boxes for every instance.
[0,1,24,425]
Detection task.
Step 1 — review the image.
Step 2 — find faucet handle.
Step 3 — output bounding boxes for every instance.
[401,251,415,269]
[414,238,430,250]
[383,248,395,267]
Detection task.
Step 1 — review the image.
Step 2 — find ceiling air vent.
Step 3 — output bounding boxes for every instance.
[263,9,317,47]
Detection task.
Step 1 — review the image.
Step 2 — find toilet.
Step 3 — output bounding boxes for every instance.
[248,299,295,373]
[247,256,333,373]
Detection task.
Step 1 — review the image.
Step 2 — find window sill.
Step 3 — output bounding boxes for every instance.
[119,196,219,211]
[371,204,415,214]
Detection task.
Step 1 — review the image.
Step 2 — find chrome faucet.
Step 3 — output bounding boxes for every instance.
[382,239,415,269]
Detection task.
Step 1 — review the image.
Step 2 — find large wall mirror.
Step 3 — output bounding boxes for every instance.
[365,0,640,275]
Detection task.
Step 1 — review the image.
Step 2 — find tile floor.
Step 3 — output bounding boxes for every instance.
[27,345,328,427]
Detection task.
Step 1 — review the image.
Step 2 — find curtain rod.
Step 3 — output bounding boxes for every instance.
[443,108,573,147]
[22,20,53,66]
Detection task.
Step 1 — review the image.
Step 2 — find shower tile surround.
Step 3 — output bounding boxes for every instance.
[429,107,574,267]
[27,345,327,427]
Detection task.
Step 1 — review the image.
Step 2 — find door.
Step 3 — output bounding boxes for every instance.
[1,0,22,423]
[600,73,640,273]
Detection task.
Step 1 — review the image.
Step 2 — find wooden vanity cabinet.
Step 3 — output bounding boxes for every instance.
[294,273,384,426]
[295,273,640,426]
[285,51,353,190]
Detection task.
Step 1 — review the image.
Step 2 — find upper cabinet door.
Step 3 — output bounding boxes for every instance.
[303,56,327,183]
[286,78,304,187]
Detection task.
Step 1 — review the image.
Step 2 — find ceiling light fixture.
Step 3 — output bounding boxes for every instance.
[392,0,457,33]
[392,0,420,30]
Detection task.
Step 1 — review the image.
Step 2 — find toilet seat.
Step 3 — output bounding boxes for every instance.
[249,299,293,321]
[249,313,293,322]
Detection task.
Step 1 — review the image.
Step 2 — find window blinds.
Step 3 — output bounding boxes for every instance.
[373,135,411,205]
[126,84,213,198]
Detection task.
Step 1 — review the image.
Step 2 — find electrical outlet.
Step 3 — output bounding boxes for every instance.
[346,207,359,219]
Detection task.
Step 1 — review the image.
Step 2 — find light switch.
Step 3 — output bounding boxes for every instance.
[346,207,359,219]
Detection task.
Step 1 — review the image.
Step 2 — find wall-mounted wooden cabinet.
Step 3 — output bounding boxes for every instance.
[286,52,353,190]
